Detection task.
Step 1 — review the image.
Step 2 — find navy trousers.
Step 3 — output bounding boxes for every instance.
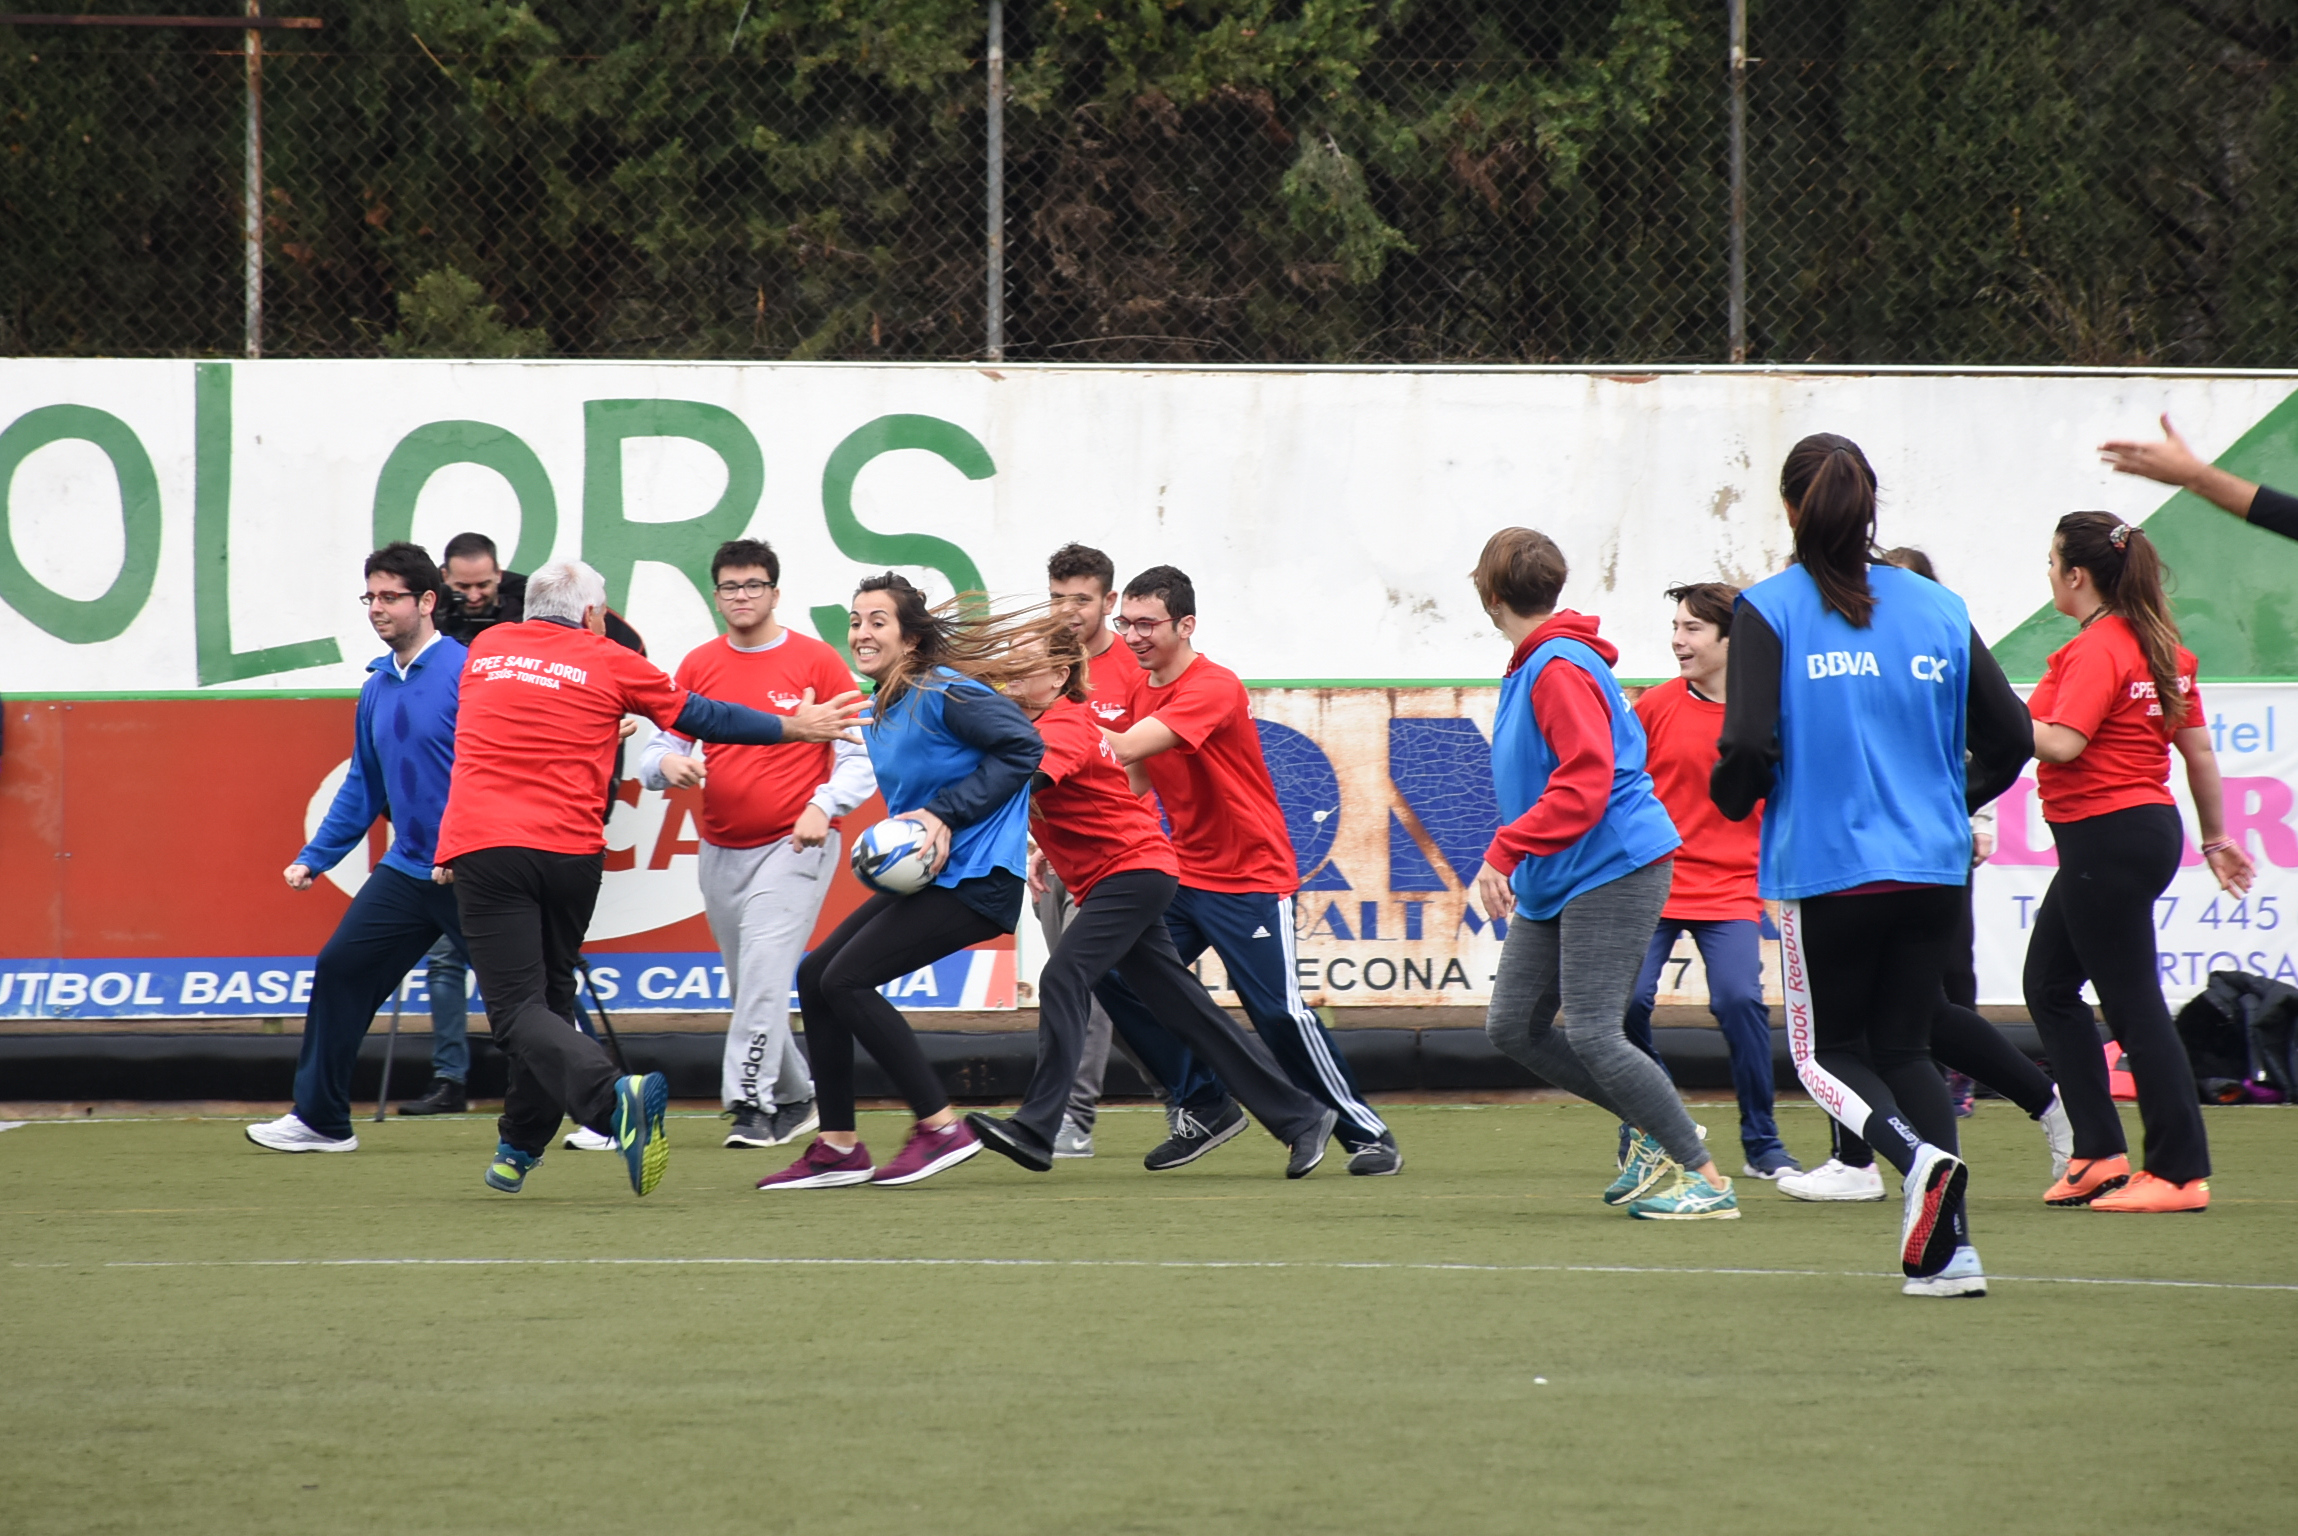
[1621,918,1785,1164]
[1099,888,1388,1149]
[291,864,468,1140]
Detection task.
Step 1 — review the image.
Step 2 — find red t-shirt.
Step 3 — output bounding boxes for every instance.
[671,630,857,848]
[1128,653,1298,894]
[1030,697,1177,900]
[437,620,690,861]
[1081,637,1137,732]
[2029,615,2202,824]
[1633,677,1762,921]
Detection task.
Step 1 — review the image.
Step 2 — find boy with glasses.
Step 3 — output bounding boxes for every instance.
[1100,566,1402,1175]
[636,539,875,1148]
[248,544,472,1153]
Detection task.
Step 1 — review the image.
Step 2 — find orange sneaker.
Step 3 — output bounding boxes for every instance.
[2044,1154,2131,1207]
[2091,1171,2209,1213]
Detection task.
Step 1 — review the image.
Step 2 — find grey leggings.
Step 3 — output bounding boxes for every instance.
[1484,858,1707,1169]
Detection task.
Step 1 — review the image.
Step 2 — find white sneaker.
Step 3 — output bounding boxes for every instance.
[245,1113,357,1153]
[2039,1086,2073,1183]
[1053,1115,1095,1159]
[1902,1244,1987,1298]
[1776,1157,1885,1202]
[563,1125,615,1151]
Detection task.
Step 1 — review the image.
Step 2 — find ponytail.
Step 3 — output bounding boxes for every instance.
[1780,433,1881,627]
[2055,512,2190,727]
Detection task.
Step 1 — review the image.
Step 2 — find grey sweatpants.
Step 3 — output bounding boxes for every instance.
[700,834,838,1111]
[1484,857,1708,1169]
[1036,867,1117,1131]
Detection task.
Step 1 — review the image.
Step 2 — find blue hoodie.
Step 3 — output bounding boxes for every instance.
[295,634,468,882]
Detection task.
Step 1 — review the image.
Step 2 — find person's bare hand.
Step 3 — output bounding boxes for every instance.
[1972,826,1997,864]
[895,809,952,876]
[283,862,314,891]
[659,752,706,789]
[784,687,868,744]
[2099,413,2204,488]
[1026,844,1050,900]
[789,804,831,850]
[1473,860,1514,928]
[431,864,455,886]
[2207,842,2257,896]
[618,716,642,740]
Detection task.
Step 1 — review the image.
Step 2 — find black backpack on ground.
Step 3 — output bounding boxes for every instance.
[2175,970,2298,1102]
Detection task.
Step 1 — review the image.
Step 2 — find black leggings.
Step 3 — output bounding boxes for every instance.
[797,886,1001,1132]
[2023,802,2208,1183]
[1835,877,2053,1168]
[1785,886,1964,1176]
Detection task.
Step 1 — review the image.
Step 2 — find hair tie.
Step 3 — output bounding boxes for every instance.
[2109,523,2132,551]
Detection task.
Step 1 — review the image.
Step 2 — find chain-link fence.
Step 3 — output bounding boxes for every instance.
[7,2,2298,366]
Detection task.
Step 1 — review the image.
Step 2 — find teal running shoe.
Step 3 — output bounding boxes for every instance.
[1628,1168,1740,1220]
[613,1072,670,1196]
[484,1142,540,1193]
[1603,1129,1673,1206]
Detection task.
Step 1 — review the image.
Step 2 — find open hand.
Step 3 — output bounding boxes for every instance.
[2099,413,2204,488]
[895,808,952,877]
[2206,841,2256,896]
[784,687,868,745]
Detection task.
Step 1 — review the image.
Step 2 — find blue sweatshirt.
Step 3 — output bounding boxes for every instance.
[296,634,468,882]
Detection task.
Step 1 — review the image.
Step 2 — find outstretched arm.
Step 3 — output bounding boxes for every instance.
[1103,716,1185,767]
[2099,414,2267,521]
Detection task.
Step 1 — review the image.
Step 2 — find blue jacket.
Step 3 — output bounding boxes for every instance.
[1736,563,1972,898]
[864,669,1039,890]
[296,634,467,882]
[1492,625,1681,921]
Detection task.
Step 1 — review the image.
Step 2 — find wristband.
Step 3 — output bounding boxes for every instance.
[2201,838,2236,856]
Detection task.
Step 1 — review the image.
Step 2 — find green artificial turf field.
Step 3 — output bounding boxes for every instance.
[3,1100,2294,1535]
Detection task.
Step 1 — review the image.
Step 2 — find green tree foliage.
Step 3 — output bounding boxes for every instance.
[3,2,2295,364]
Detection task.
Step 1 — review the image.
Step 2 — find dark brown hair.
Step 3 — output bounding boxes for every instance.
[1471,528,1569,617]
[1879,546,1937,582]
[711,537,779,585]
[1780,433,1881,627]
[1665,581,1739,636]
[2055,512,2190,727]
[852,573,1083,710]
[1121,563,1196,621]
[1047,542,1116,592]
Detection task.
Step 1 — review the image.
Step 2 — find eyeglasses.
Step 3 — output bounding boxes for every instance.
[1108,616,1172,635]
[358,590,416,606]
[715,580,775,598]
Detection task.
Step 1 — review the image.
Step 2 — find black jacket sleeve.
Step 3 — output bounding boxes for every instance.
[2249,485,2298,541]
[922,684,1044,829]
[1710,604,1781,822]
[673,692,786,746]
[1963,628,2032,811]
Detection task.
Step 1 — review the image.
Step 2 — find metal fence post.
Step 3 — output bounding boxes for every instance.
[1727,0,1747,365]
[244,0,264,359]
[984,0,1005,362]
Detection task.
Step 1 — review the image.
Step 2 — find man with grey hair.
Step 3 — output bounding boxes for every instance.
[433,560,865,1199]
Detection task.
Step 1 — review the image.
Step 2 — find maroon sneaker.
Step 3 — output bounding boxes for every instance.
[870,1120,983,1187]
[756,1138,874,1190]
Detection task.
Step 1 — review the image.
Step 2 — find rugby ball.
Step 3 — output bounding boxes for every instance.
[851,817,936,895]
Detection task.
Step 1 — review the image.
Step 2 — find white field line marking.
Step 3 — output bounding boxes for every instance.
[0,1121,26,1133]
[55,1255,2298,1293]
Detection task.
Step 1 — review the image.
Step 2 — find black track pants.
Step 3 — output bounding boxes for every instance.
[798,887,1000,1131]
[2023,802,2208,1183]
[453,846,621,1158]
[1018,868,1324,1145]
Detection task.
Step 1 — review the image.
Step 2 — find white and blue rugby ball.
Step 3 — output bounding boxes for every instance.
[851,817,936,895]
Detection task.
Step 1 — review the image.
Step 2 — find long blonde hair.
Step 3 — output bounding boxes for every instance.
[854,573,1085,710]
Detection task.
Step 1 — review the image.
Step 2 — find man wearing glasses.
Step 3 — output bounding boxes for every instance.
[1098,565,1404,1175]
[248,543,471,1153]
[636,539,876,1149]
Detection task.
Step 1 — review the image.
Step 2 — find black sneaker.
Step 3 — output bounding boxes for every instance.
[1285,1107,1339,1180]
[395,1078,467,1116]
[723,1103,777,1148]
[1346,1131,1403,1177]
[1143,1099,1247,1170]
[964,1112,1054,1172]
[767,1099,820,1146]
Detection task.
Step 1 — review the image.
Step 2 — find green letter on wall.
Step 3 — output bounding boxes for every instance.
[373,421,558,571]
[194,363,341,684]
[582,400,763,618]
[809,415,993,650]
[0,404,163,644]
